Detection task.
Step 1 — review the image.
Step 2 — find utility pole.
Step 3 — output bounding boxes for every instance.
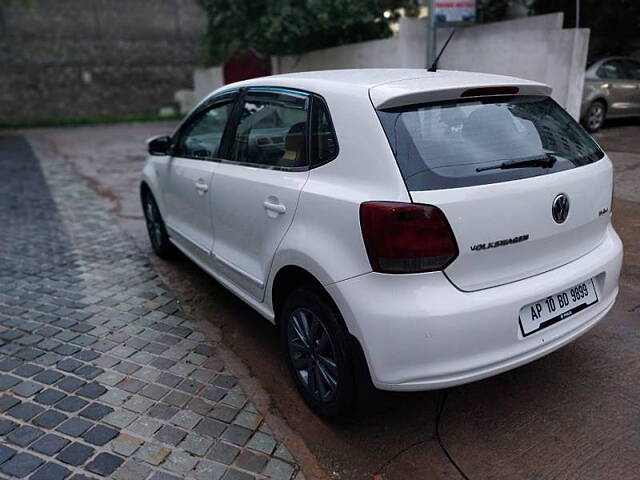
[426,0,437,68]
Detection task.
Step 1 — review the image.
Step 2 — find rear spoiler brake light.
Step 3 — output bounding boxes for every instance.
[460,86,520,97]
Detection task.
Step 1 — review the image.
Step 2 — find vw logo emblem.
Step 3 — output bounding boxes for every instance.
[552,193,570,224]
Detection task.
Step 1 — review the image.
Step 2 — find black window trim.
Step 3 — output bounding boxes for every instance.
[169,86,340,171]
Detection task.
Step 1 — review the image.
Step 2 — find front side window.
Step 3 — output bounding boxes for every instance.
[597,60,626,79]
[228,91,309,169]
[174,102,232,159]
[377,95,604,190]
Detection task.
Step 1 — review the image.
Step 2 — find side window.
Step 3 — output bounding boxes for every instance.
[597,60,625,79]
[174,102,232,159]
[229,91,309,169]
[622,60,640,80]
[310,97,338,167]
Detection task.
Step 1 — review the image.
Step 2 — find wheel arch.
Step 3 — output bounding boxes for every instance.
[271,264,373,391]
[139,175,167,220]
[271,265,327,323]
[140,180,152,202]
[591,97,608,111]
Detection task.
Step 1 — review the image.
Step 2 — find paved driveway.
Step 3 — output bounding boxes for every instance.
[10,120,640,480]
[0,136,301,479]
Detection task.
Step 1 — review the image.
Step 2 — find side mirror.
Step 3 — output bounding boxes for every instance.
[147,135,171,156]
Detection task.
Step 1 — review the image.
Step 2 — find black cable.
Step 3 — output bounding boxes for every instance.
[373,390,470,479]
[435,390,471,480]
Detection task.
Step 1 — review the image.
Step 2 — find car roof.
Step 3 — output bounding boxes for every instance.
[219,69,551,109]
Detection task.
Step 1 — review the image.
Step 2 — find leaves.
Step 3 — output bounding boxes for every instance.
[197,0,393,65]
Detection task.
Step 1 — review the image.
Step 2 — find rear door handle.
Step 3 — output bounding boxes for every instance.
[195,179,208,194]
[263,200,286,214]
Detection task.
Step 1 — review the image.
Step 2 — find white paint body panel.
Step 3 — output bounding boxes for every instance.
[209,162,309,300]
[411,157,614,291]
[163,157,217,254]
[327,225,622,390]
[141,69,623,392]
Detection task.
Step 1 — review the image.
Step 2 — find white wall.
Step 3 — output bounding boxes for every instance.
[435,14,589,118]
[177,13,589,119]
[271,13,589,119]
[272,36,400,73]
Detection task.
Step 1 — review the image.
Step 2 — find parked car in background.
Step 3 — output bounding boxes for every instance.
[141,69,622,418]
[581,57,640,132]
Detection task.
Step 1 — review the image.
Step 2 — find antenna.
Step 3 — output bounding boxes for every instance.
[428,29,456,72]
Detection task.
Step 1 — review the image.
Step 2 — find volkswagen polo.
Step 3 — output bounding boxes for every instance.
[141,69,623,417]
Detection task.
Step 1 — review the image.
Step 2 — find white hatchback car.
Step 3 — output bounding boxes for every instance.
[141,69,623,417]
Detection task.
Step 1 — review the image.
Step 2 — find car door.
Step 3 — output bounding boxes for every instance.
[210,88,310,300]
[163,92,236,263]
[597,59,638,116]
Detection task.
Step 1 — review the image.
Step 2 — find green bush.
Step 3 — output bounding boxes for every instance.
[198,0,393,65]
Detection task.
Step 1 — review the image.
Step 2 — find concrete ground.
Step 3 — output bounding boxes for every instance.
[10,119,640,480]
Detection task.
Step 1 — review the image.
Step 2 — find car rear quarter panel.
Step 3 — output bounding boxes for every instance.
[266,86,410,311]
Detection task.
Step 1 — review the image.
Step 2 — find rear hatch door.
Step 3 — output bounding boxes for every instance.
[375,90,612,291]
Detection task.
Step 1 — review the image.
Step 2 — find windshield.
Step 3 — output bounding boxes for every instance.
[377,96,604,190]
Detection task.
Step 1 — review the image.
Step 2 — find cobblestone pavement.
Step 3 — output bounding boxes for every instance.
[0,135,300,480]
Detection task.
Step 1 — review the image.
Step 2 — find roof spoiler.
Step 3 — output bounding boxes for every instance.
[370,82,552,110]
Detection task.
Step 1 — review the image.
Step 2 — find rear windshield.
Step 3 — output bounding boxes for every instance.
[376,95,604,191]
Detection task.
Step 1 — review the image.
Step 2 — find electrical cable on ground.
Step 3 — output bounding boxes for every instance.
[373,390,471,479]
[435,390,471,480]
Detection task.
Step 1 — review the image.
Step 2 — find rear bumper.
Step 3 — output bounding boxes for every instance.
[327,225,623,391]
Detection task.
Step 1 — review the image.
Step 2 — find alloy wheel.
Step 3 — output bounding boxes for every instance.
[144,197,163,249]
[588,103,604,131]
[287,308,339,402]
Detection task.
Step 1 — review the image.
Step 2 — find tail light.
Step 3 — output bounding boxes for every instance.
[359,202,458,274]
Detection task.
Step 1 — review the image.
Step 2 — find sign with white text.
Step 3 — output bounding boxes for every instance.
[434,0,476,25]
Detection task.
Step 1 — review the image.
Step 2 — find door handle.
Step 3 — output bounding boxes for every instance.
[195,179,208,194]
[263,200,286,214]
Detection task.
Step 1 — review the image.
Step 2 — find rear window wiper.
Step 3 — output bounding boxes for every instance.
[476,154,557,172]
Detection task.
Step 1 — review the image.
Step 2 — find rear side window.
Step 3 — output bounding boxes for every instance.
[310,97,338,167]
[377,96,604,191]
[228,91,309,169]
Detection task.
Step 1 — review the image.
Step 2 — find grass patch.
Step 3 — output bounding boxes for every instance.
[0,112,182,129]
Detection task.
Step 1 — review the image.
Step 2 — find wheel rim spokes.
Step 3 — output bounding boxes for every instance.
[589,106,603,129]
[144,200,163,247]
[288,308,339,402]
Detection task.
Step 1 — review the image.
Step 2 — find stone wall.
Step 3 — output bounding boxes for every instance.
[0,0,206,126]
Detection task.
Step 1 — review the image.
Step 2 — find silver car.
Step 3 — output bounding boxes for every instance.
[581,57,640,132]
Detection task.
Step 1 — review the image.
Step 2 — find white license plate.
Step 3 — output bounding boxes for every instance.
[519,279,598,337]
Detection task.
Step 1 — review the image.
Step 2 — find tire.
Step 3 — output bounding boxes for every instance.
[582,100,606,133]
[279,286,357,418]
[142,190,175,258]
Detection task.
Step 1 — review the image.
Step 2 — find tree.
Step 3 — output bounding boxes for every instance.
[532,0,640,57]
[198,0,393,65]
[476,0,511,23]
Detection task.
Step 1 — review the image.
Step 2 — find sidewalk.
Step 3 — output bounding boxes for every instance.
[0,135,300,480]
